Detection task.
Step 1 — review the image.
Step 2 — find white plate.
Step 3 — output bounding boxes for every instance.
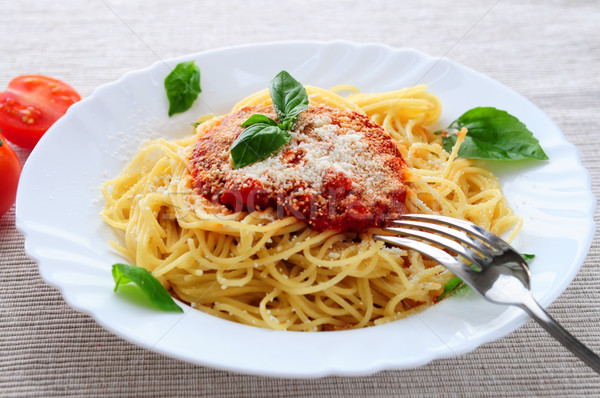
[16,41,595,377]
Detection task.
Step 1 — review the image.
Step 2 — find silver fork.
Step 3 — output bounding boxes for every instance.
[373,213,600,374]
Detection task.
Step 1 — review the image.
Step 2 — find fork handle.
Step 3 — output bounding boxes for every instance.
[519,293,600,374]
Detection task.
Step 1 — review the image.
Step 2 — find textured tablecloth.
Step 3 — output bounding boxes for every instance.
[1,0,599,396]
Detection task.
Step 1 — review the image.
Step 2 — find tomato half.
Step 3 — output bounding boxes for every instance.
[0,134,22,217]
[0,75,80,149]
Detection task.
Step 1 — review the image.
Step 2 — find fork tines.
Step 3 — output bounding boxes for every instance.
[373,214,507,269]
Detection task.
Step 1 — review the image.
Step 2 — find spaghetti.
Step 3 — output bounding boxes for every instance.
[101,83,521,331]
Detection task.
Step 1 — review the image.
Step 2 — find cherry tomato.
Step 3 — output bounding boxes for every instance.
[0,75,81,149]
[0,134,22,217]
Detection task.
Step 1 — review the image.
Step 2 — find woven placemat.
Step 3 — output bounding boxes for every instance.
[1,0,599,396]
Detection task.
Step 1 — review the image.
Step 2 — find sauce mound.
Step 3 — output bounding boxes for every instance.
[189,105,407,232]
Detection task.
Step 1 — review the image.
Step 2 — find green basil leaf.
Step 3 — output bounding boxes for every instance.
[231,71,308,169]
[437,276,465,301]
[521,253,535,262]
[231,123,291,169]
[436,253,535,301]
[241,114,278,127]
[269,70,309,124]
[164,61,202,117]
[442,107,548,161]
[112,263,183,312]
[278,118,297,131]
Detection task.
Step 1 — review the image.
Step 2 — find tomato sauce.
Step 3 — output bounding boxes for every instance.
[189,105,407,232]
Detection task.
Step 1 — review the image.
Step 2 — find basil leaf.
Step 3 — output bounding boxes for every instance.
[442,107,548,161]
[112,263,183,313]
[437,276,464,301]
[269,70,309,125]
[437,253,535,302]
[522,253,535,262]
[231,71,308,169]
[164,61,202,117]
[277,119,295,131]
[231,123,291,169]
[241,114,278,127]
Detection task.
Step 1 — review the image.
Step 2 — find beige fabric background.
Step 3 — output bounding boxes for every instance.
[1,0,599,396]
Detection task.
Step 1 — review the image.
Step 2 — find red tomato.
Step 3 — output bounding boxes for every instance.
[0,75,81,149]
[0,134,22,217]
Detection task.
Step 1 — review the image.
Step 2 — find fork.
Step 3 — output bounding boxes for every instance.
[373,213,600,374]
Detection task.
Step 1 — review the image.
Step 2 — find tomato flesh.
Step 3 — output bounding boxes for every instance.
[0,75,80,149]
[0,135,22,217]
